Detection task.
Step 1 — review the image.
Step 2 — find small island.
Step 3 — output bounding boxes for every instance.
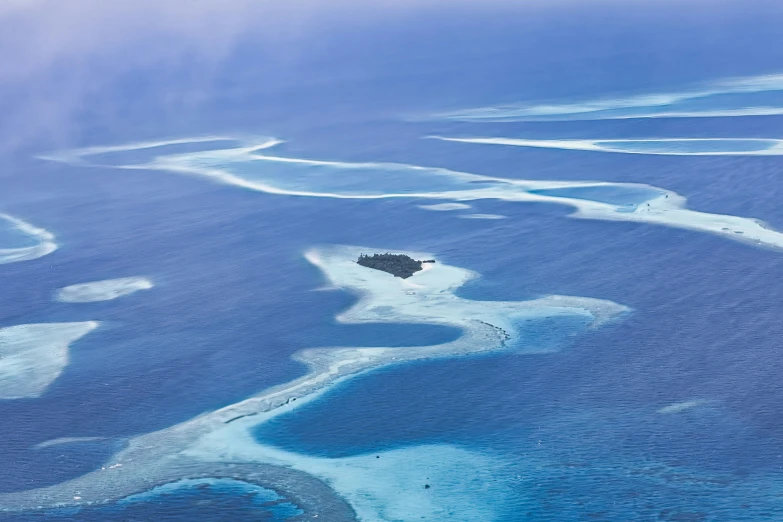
[357,253,435,279]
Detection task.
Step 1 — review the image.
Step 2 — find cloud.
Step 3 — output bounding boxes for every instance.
[0,1,265,152]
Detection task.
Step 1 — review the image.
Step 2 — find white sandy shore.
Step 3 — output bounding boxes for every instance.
[40,136,783,253]
[0,213,57,265]
[0,322,99,399]
[0,246,628,518]
[55,277,154,303]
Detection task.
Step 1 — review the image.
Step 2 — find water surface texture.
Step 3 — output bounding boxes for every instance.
[3,2,783,521]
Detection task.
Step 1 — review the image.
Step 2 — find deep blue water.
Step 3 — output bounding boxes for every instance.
[3,1,783,520]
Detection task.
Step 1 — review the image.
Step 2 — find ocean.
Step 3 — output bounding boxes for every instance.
[3,1,783,520]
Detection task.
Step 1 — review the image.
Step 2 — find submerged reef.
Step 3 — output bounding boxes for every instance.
[0,322,99,399]
[40,136,783,252]
[0,245,629,521]
[55,276,154,303]
[357,253,434,279]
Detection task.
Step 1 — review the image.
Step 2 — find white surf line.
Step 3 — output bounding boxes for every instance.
[0,212,58,264]
[40,136,783,251]
[0,322,99,399]
[430,136,783,156]
[54,277,154,303]
[428,72,783,121]
[0,245,629,514]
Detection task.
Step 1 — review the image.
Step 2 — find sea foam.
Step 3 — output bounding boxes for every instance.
[55,277,154,303]
[0,322,99,399]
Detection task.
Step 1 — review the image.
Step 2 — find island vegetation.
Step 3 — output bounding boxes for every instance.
[356,253,435,278]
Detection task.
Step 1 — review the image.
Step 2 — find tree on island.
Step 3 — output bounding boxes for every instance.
[356,253,434,279]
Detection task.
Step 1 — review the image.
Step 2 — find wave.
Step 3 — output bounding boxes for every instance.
[0,245,628,519]
[0,213,57,264]
[41,137,783,251]
[431,136,783,156]
[429,72,783,121]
